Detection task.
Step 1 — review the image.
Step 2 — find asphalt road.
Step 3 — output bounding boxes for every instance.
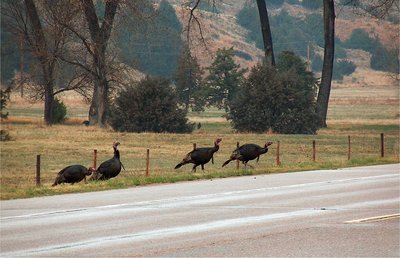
[1,164,399,257]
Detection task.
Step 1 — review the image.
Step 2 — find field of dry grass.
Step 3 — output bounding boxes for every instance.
[1,83,399,200]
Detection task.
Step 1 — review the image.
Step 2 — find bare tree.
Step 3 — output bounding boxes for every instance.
[181,0,209,51]
[2,0,77,125]
[78,0,119,127]
[54,0,165,127]
[365,0,399,18]
[341,0,399,19]
[51,0,135,127]
[316,0,335,127]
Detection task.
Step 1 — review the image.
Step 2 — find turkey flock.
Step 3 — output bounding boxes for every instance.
[53,141,124,186]
[53,139,273,186]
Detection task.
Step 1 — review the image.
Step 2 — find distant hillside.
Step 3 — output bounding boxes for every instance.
[1,1,397,87]
[168,0,398,86]
[173,7,264,71]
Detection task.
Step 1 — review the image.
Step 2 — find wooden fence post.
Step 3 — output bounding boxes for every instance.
[380,133,384,157]
[146,149,150,177]
[276,141,281,166]
[93,149,97,169]
[348,136,351,160]
[236,141,240,169]
[312,140,316,162]
[36,155,41,186]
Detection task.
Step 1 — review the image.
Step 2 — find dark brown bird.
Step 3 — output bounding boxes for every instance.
[90,142,124,180]
[222,142,273,168]
[175,138,222,172]
[52,165,94,186]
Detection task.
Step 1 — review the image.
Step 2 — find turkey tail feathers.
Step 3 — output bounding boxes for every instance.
[222,159,231,167]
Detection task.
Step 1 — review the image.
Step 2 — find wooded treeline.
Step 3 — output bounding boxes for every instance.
[1,0,398,131]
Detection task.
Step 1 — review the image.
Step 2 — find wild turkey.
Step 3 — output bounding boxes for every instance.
[90,142,124,180]
[175,138,222,172]
[52,165,94,186]
[222,142,273,168]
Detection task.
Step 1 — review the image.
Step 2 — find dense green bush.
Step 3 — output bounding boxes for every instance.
[229,52,320,134]
[228,63,276,132]
[370,45,399,73]
[333,59,357,80]
[335,44,348,59]
[51,98,67,124]
[234,50,253,61]
[109,76,193,133]
[273,51,319,134]
[340,28,398,72]
[343,28,380,52]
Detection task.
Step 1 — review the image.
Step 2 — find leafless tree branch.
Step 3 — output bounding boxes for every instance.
[183,0,209,50]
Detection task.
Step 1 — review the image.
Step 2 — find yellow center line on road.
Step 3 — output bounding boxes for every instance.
[345,213,400,223]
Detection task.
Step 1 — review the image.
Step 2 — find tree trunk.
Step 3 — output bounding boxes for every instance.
[317,0,335,127]
[81,0,118,128]
[88,84,98,125]
[88,48,109,127]
[24,0,54,125]
[256,0,275,66]
[42,61,56,124]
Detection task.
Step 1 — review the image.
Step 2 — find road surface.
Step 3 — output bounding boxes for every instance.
[1,164,399,257]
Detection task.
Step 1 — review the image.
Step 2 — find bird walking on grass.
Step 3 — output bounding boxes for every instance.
[222,142,273,168]
[52,165,94,186]
[175,138,222,172]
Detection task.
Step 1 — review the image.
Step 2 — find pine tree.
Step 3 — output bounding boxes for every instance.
[229,52,320,134]
[204,47,247,112]
[173,45,205,112]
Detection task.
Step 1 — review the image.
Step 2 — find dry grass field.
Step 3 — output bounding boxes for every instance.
[1,81,399,200]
